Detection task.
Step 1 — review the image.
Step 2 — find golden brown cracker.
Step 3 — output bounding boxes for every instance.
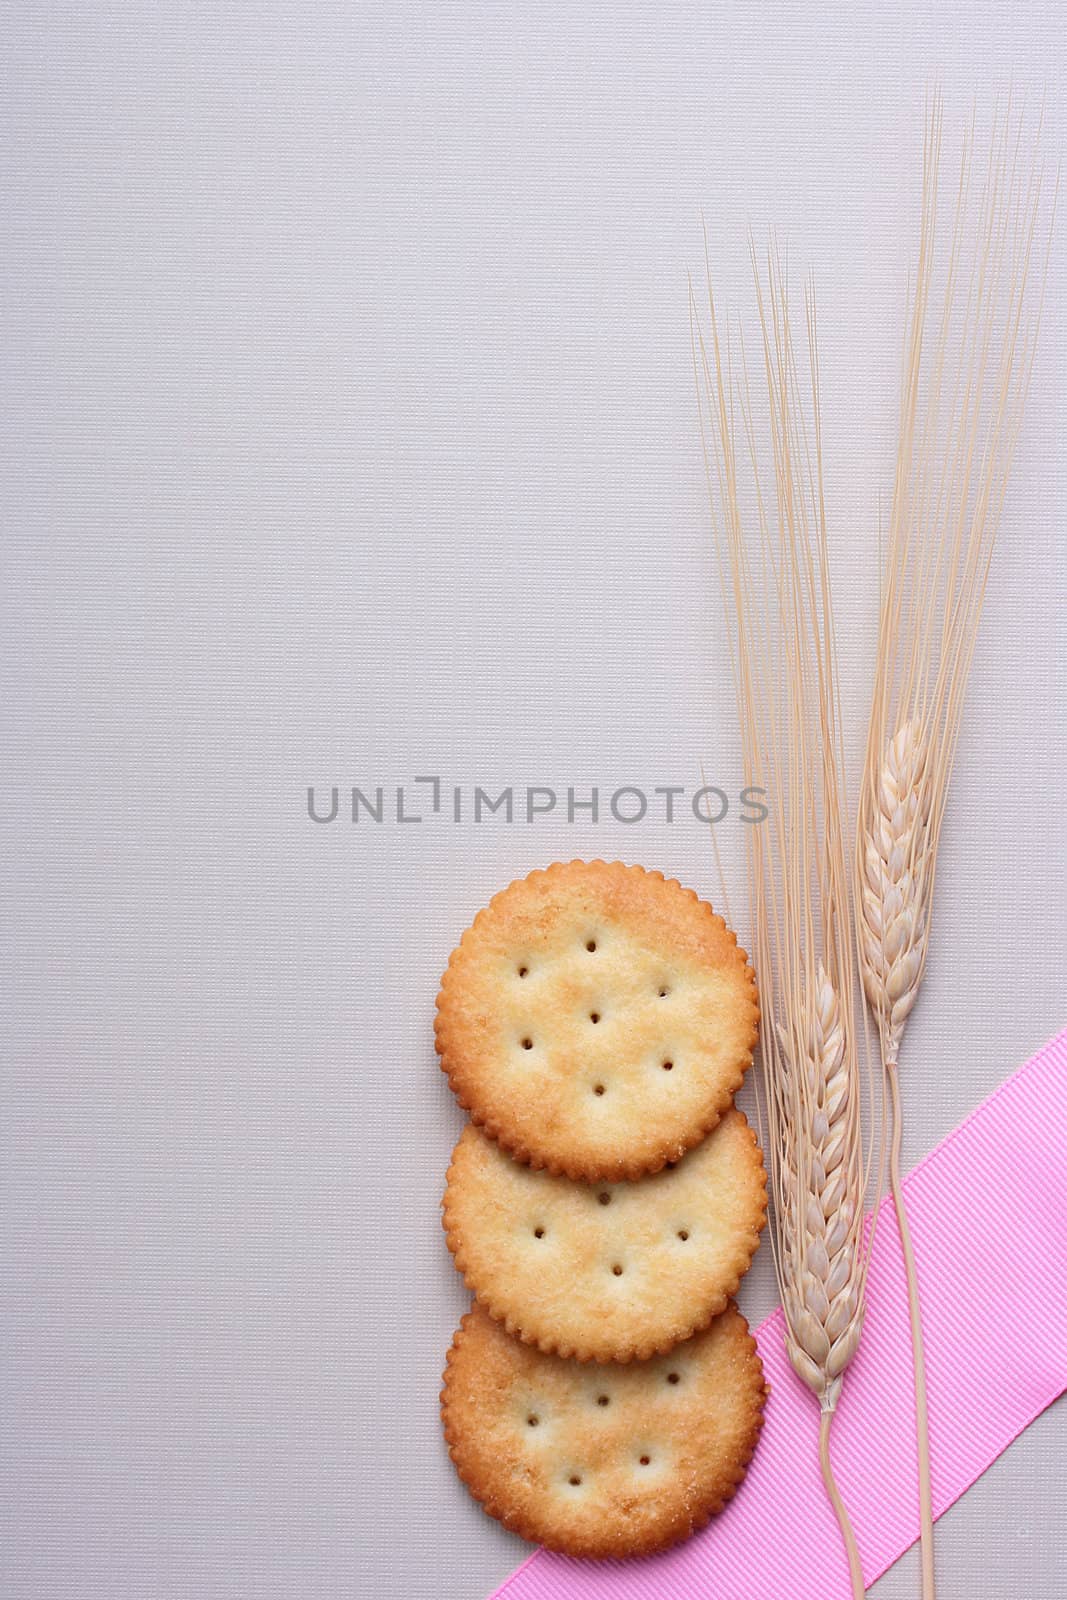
[443,1108,767,1361]
[441,1300,766,1559]
[435,860,758,1180]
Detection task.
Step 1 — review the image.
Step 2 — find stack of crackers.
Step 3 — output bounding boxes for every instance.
[436,859,769,1559]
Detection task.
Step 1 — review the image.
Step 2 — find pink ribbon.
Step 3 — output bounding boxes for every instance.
[488,1028,1067,1600]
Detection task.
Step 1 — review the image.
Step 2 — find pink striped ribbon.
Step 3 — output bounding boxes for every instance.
[488,1028,1067,1600]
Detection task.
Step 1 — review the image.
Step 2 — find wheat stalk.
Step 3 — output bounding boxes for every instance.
[694,244,878,1600]
[856,95,1054,1600]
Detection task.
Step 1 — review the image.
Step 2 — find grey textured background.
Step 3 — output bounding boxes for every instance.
[1,4,1064,1599]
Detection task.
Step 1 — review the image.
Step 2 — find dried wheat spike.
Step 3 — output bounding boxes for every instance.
[695,241,877,1600]
[858,721,932,1062]
[779,968,864,1413]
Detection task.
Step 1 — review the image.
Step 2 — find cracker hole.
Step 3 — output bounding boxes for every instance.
[596,1394,610,1407]
[568,1474,582,1487]
[593,1083,605,1096]
[638,1454,651,1467]
[527,1414,539,1427]
[589,1012,601,1025]
[677,1229,689,1242]
[667,1372,680,1385]
[517,966,528,978]
[597,1192,611,1206]
[521,1037,533,1050]
[661,1059,673,1071]
[586,940,597,953]
[533,1227,545,1239]
[611,1263,624,1277]
[658,985,670,998]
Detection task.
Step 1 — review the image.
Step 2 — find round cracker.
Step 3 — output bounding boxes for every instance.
[435,860,759,1180]
[443,1108,767,1362]
[441,1300,766,1559]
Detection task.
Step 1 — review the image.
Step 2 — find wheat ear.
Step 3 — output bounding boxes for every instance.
[777,967,868,1600]
[778,969,864,1411]
[859,719,932,1062]
[782,970,867,1599]
[857,95,1054,1600]
[694,244,878,1600]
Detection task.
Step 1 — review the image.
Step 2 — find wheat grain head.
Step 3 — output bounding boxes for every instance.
[858,720,932,1063]
[777,968,865,1410]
